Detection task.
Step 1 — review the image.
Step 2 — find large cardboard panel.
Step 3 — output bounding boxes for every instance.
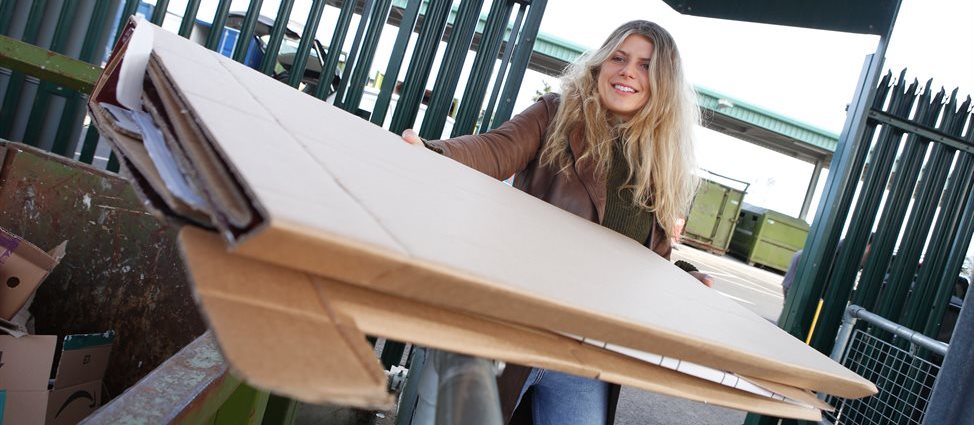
[91,19,876,401]
[1,390,49,424]
[178,228,391,408]
[180,227,822,420]
[0,335,57,391]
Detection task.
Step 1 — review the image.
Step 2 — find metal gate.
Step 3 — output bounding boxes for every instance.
[777,69,973,424]
[1,1,550,422]
[825,305,949,425]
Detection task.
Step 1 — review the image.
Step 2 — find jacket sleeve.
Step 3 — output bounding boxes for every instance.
[427,95,556,180]
[646,221,673,260]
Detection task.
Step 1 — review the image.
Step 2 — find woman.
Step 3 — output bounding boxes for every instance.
[403,20,710,425]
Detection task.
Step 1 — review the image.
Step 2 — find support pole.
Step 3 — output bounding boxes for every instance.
[798,160,822,222]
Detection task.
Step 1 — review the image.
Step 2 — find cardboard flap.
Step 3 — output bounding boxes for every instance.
[0,227,65,321]
[90,17,138,107]
[178,227,821,420]
[178,227,391,408]
[0,335,57,391]
[52,332,114,389]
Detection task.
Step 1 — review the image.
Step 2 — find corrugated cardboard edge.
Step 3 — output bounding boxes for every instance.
[179,226,821,421]
[744,376,834,412]
[178,227,392,409]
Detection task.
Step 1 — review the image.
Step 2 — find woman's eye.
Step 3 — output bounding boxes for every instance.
[611,56,624,62]
[641,63,650,70]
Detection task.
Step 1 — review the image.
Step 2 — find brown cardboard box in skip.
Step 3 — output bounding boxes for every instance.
[0,226,67,322]
[87,17,876,420]
[0,332,114,425]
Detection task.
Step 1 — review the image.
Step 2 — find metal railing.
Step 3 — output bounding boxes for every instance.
[824,304,948,425]
[395,348,504,425]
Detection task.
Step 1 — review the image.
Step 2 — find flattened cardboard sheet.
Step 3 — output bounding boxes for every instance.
[0,335,57,390]
[180,227,822,420]
[90,18,876,411]
[179,228,391,408]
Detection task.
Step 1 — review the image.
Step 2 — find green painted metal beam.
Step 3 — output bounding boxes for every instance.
[0,35,100,93]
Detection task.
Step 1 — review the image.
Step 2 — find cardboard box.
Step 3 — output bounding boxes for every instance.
[0,332,114,425]
[0,227,67,321]
[88,18,876,420]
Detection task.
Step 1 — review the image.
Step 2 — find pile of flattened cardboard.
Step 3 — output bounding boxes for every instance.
[0,227,114,425]
[87,18,876,421]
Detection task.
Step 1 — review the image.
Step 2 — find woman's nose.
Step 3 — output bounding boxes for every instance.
[618,62,636,78]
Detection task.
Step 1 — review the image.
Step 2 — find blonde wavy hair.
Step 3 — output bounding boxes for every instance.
[540,20,699,239]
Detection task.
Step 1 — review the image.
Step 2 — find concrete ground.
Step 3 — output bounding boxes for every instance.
[295,243,788,425]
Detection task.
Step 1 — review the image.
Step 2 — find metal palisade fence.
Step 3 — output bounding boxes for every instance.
[782,70,972,423]
[0,0,548,172]
[0,0,549,380]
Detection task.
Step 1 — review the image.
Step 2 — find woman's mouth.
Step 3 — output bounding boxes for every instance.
[613,84,637,94]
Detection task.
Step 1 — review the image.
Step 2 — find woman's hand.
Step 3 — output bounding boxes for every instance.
[689,271,714,288]
[401,129,423,146]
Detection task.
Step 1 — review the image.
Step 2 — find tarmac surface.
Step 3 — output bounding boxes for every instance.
[296,243,789,425]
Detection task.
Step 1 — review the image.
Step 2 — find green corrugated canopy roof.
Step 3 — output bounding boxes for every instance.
[660,0,899,35]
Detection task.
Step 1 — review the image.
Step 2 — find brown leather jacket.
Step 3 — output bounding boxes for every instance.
[428,93,671,425]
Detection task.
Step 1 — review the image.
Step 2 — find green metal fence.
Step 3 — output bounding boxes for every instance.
[1,0,548,421]
[775,70,973,424]
[0,0,547,169]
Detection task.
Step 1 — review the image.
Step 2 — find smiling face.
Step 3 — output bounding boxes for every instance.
[597,34,655,121]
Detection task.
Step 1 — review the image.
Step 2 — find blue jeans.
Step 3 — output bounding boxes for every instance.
[516,368,609,425]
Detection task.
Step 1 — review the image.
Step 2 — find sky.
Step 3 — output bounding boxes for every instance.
[162,0,973,220]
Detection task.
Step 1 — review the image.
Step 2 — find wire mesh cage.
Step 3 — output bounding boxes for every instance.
[825,329,942,425]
